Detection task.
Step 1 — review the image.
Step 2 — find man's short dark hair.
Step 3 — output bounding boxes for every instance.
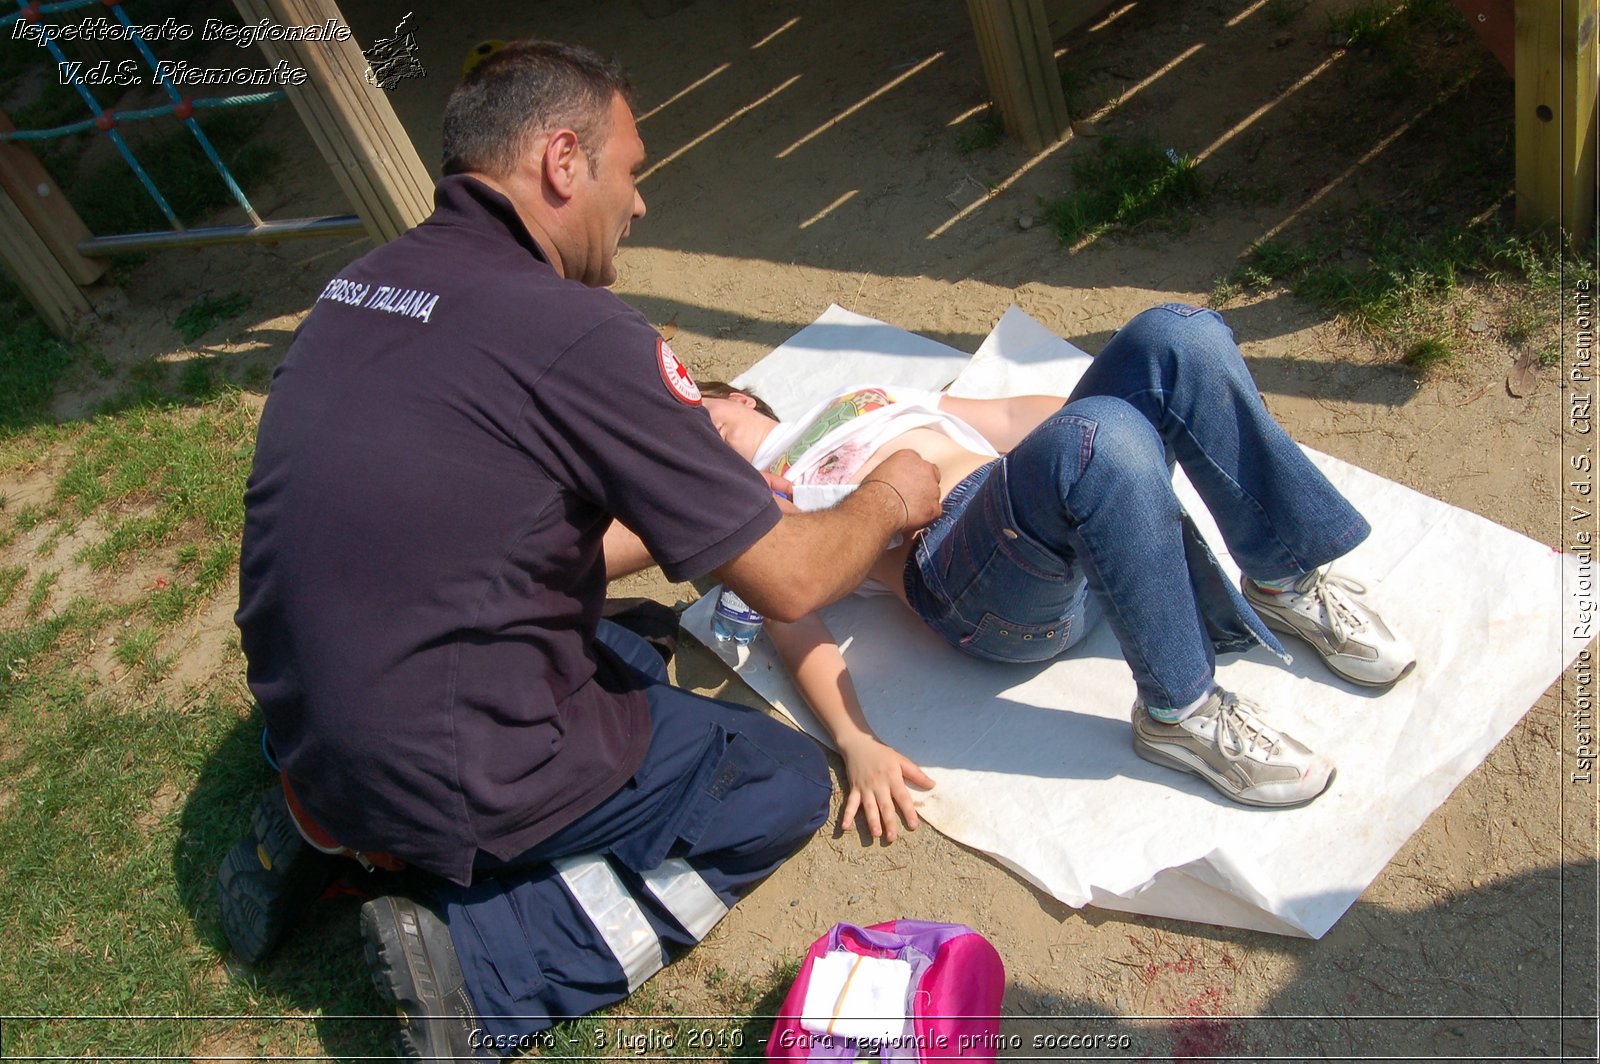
[442,40,632,178]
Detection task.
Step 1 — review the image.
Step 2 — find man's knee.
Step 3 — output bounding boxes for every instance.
[725,712,831,849]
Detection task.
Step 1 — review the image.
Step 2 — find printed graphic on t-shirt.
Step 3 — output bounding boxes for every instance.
[766,388,893,478]
[810,442,877,484]
[657,338,701,405]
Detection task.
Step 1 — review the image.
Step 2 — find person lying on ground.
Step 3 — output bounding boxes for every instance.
[697,303,1416,841]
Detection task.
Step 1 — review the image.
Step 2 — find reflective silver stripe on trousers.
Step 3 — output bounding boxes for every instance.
[640,857,729,940]
[552,854,664,992]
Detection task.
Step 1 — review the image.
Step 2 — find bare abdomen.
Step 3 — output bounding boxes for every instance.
[852,428,996,605]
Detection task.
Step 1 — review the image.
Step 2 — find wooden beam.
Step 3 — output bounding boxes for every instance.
[0,182,91,338]
[1514,0,1597,244]
[0,109,106,288]
[1452,0,1516,76]
[967,0,1070,152]
[231,0,432,244]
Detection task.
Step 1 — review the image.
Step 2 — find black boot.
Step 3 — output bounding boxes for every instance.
[360,893,489,1061]
[215,785,342,964]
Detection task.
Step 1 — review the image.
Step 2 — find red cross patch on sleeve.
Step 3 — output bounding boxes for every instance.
[657,337,701,405]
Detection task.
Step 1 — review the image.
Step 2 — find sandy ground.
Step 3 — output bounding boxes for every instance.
[15,0,1595,1058]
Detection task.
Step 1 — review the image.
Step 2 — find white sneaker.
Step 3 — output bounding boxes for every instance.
[1131,689,1335,807]
[1243,568,1416,688]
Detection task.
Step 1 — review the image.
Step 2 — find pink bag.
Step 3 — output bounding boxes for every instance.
[767,920,1006,1061]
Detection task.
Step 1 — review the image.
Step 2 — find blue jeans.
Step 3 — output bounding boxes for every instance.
[905,304,1370,709]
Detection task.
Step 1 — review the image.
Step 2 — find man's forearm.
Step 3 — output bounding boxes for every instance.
[714,480,906,621]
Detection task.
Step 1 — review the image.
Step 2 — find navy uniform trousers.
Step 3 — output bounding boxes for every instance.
[436,620,832,1041]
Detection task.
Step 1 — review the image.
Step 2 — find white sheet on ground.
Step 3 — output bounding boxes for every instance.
[683,305,1591,939]
[730,303,971,420]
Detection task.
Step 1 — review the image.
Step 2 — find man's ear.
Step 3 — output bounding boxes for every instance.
[730,392,758,409]
[541,129,583,200]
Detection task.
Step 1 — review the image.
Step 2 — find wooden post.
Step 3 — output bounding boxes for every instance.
[0,110,106,288]
[966,0,1070,152]
[232,0,432,243]
[0,185,91,337]
[1513,0,1597,244]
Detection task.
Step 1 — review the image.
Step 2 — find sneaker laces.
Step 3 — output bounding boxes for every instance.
[1209,691,1283,762]
[1294,569,1369,646]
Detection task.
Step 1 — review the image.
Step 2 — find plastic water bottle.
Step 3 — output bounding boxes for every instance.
[710,586,764,645]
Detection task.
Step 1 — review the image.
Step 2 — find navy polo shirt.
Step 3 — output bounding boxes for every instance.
[236,176,779,885]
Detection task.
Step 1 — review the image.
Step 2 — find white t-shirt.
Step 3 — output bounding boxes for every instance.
[752,385,998,483]
[751,385,1000,597]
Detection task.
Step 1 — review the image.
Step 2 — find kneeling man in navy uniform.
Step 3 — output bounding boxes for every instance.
[221,40,939,1059]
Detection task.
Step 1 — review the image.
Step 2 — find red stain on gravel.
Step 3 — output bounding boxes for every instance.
[1168,986,1240,1059]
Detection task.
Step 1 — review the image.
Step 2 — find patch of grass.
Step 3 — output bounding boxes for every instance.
[1045,136,1205,243]
[1326,0,1400,50]
[1502,293,1554,347]
[1327,0,1457,49]
[113,625,163,673]
[175,293,252,344]
[1235,239,1325,290]
[1323,0,1471,106]
[119,359,173,409]
[0,564,26,611]
[0,281,78,437]
[59,392,256,583]
[177,358,215,398]
[0,662,280,1057]
[955,107,1005,153]
[1403,336,1454,370]
[241,361,273,392]
[13,503,47,534]
[196,540,236,590]
[1224,209,1592,359]
[24,568,58,617]
[1209,276,1243,308]
[0,512,280,1054]
[147,573,208,626]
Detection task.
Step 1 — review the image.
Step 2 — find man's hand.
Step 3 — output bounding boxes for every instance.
[714,451,938,620]
[860,449,941,531]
